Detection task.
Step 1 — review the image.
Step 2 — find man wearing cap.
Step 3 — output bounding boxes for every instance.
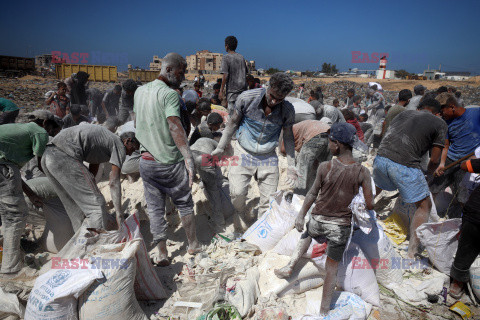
[275,122,374,316]
[373,99,447,258]
[0,98,20,125]
[212,72,299,232]
[406,85,426,111]
[0,111,60,275]
[430,93,480,208]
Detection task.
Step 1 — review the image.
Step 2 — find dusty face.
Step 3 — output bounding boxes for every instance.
[265,88,287,108]
[200,109,211,117]
[124,139,140,156]
[328,138,340,156]
[166,65,186,88]
[208,123,221,132]
[58,86,67,96]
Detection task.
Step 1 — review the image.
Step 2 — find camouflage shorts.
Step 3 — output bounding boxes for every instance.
[305,216,351,261]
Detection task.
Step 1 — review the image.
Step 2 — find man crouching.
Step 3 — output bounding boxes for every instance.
[274,123,374,315]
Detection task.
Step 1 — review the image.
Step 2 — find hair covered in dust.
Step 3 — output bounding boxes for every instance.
[269,72,294,96]
[160,53,187,75]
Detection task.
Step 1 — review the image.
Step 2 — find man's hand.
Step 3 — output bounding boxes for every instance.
[218,91,224,101]
[211,147,224,158]
[29,194,43,208]
[295,214,305,232]
[434,164,446,177]
[285,166,300,188]
[185,159,195,188]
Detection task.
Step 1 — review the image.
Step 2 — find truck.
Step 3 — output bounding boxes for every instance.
[0,55,36,77]
[128,69,158,82]
[55,64,117,82]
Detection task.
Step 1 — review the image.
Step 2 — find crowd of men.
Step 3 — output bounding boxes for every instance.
[0,35,479,314]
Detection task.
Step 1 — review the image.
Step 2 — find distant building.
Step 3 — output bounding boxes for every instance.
[186,50,223,73]
[149,55,162,71]
[246,60,256,72]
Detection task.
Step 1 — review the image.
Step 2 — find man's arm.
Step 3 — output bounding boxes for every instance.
[167,116,195,187]
[435,139,450,176]
[295,163,326,232]
[219,73,228,101]
[360,169,374,210]
[45,93,55,105]
[428,145,443,175]
[22,180,43,207]
[109,164,123,228]
[211,109,242,156]
[283,126,299,187]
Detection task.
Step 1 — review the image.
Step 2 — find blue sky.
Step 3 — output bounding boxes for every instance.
[2,0,479,74]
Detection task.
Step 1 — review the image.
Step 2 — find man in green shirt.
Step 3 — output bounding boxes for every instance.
[0,112,60,275]
[134,53,201,266]
[0,98,20,124]
[381,89,412,137]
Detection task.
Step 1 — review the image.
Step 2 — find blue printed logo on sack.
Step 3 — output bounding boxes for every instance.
[257,222,273,239]
[47,270,71,288]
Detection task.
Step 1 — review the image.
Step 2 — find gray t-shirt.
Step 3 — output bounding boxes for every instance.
[119,91,134,111]
[309,100,323,115]
[321,105,346,124]
[102,89,120,115]
[406,95,422,111]
[220,52,247,94]
[51,124,126,168]
[378,110,447,169]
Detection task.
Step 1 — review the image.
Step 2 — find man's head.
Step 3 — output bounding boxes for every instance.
[353,95,361,105]
[398,89,413,105]
[437,92,461,120]
[197,98,212,117]
[194,82,201,91]
[247,74,255,89]
[310,90,320,101]
[418,98,441,116]
[103,116,118,132]
[359,113,368,122]
[213,83,221,95]
[76,71,89,85]
[341,109,355,121]
[225,36,238,52]
[120,131,140,156]
[414,84,426,96]
[370,84,378,91]
[347,88,355,98]
[437,86,448,94]
[328,122,357,155]
[266,73,294,107]
[160,52,187,88]
[57,82,67,96]
[367,88,375,96]
[333,99,340,108]
[26,110,61,136]
[206,112,223,132]
[122,79,138,96]
[113,85,122,96]
[70,104,82,119]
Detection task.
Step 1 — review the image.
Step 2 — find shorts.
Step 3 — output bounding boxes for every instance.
[373,156,430,204]
[305,216,351,261]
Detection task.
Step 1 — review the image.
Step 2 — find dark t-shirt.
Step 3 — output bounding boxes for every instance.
[463,159,480,224]
[377,110,448,169]
[220,52,247,94]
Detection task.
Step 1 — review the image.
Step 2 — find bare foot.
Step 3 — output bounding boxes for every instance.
[187,241,202,255]
[151,243,170,267]
[274,266,293,279]
[319,308,329,316]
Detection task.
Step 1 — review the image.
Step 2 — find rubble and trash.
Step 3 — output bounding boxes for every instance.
[0,286,25,319]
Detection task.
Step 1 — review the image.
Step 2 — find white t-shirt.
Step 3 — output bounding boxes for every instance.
[368,82,383,91]
[286,97,315,115]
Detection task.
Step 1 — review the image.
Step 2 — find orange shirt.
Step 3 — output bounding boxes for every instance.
[279,120,330,154]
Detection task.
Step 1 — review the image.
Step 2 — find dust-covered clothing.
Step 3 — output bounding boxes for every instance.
[121,150,140,175]
[279,120,330,153]
[48,94,70,118]
[117,91,134,124]
[189,121,214,146]
[235,88,295,154]
[140,157,193,244]
[191,138,234,229]
[383,104,406,133]
[0,163,27,273]
[134,79,184,165]
[320,105,346,124]
[305,218,351,262]
[51,124,126,167]
[312,159,368,226]
[406,95,422,111]
[102,88,121,116]
[41,146,110,231]
[309,100,322,115]
[62,114,89,129]
[370,92,385,110]
[86,88,103,117]
[377,110,447,170]
[220,52,247,96]
[0,123,49,167]
[295,134,331,196]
